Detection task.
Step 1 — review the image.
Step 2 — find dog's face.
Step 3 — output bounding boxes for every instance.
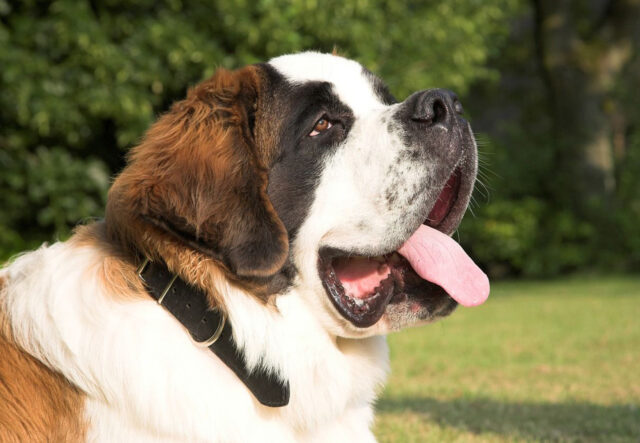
[264,53,487,337]
[106,52,488,339]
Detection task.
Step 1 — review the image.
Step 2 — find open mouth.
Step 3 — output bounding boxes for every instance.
[319,168,489,328]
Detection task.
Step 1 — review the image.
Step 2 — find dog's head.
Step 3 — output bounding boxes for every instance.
[106,52,488,338]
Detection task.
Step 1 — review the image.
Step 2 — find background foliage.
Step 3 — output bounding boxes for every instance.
[1,0,639,278]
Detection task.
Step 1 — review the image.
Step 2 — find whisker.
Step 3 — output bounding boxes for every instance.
[476,171,495,187]
[467,202,477,218]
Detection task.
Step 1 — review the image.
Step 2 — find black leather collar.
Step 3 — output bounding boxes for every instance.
[137,258,290,407]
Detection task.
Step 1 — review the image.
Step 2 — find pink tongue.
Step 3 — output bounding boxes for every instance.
[398,225,489,307]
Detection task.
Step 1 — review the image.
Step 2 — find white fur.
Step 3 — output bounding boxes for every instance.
[1,240,387,441]
[270,52,386,117]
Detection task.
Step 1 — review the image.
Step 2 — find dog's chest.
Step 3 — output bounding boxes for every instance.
[82,302,389,441]
[1,242,388,441]
[85,334,387,441]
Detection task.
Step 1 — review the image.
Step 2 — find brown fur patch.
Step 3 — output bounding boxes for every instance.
[105,65,289,308]
[0,328,86,441]
[71,222,147,300]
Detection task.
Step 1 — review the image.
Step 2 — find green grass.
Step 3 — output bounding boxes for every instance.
[374,276,640,442]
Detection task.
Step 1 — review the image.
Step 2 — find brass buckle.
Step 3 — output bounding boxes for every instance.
[137,257,177,305]
[137,256,225,347]
[193,310,226,348]
[157,274,178,305]
[137,257,150,277]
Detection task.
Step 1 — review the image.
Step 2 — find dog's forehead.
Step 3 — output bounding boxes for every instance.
[268,52,385,116]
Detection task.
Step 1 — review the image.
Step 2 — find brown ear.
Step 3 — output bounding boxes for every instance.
[107,66,288,279]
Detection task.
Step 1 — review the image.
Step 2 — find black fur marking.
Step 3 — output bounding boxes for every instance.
[385,189,398,205]
[399,149,422,162]
[260,64,355,241]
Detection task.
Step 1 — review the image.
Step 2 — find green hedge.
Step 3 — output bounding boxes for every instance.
[2,0,639,277]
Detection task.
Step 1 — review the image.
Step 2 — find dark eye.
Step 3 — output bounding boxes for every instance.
[309,117,333,137]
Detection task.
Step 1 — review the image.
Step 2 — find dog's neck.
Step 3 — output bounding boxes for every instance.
[136,257,290,407]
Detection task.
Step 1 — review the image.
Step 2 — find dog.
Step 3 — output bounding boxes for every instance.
[0,52,489,441]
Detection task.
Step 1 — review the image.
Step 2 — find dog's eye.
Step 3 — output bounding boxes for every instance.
[309,118,332,137]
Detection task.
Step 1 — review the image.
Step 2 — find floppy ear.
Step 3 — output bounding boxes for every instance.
[107,66,288,279]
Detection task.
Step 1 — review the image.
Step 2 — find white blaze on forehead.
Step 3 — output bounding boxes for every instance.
[269,52,385,116]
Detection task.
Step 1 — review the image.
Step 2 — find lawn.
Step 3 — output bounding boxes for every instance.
[374,276,640,442]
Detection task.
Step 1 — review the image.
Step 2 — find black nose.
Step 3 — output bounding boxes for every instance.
[410,89,463,127]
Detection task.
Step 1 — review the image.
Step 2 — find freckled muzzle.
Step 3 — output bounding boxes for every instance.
[317,89,488,329]
[394,88,479,235]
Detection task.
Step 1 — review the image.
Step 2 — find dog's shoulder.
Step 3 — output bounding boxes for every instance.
[0,251,87,442]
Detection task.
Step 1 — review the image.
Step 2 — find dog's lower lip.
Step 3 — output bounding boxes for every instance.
[319,254,397,328]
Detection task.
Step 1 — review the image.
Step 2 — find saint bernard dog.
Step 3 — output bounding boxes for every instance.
[0,52,489,441]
